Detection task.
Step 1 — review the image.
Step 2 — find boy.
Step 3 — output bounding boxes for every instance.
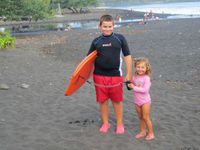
[87,14,132,134]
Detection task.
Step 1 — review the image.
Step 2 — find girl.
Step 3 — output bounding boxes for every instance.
[128,57,154,140]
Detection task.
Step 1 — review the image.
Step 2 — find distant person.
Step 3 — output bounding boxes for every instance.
[148,10,154,19]
[118,16,122,22]
[128,57,155,140]
[116,15,122,22]
[144,12,148,22]
[87,14,132,134]
[139,12,148,25]
[65,24,71,31]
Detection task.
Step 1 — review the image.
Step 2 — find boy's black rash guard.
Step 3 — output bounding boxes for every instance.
[88,33,131,76]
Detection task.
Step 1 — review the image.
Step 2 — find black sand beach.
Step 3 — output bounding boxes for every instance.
[0,10,200,150]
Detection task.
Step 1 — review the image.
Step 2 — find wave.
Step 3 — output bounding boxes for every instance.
[99,2,200,15]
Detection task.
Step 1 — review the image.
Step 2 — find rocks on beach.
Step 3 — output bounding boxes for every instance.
[0,83,9,90]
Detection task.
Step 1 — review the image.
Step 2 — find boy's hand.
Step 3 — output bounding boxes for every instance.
[128,83,134,89]
[125,74,132,82]
[125,81,133,90]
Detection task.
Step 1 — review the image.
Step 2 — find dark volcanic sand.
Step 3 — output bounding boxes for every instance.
[0,9,200,150]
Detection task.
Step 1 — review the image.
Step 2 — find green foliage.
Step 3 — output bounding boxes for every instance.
[0,0,24,20]
[23,0,51,21]
[51,0,98,13]
[0,0,99,21]
[0,0,51,21]
[0,32,16,49]
[68,0,98,8]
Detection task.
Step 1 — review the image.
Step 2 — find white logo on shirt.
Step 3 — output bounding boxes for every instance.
[102,43,112,47]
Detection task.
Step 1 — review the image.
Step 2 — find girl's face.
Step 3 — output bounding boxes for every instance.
[99,21,114,36]
[135,62,147,76]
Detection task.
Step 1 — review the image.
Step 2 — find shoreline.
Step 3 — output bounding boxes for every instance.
[1,7,199,28]
[0,8,174,29]
[1,8,199,37]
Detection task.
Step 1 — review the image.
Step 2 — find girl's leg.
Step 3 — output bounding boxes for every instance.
[112,101,124,134]
[141,103,154,140]
[135,105,146,138]
[99,100,110,133]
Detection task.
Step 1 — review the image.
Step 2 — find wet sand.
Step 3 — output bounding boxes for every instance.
[0,10,200,150]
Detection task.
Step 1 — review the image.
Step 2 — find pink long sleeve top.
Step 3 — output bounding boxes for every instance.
[132,75,151,106]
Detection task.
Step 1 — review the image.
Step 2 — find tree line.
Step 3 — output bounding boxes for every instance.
[0,0,98,21]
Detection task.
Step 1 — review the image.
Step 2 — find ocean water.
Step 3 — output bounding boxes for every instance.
[127,2,200,15]
[99,1,200,19]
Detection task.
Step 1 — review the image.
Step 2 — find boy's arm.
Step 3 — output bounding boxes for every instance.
[124,55,132,81]
[87,42,95,56]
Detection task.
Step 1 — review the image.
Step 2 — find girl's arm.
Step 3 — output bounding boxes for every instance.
[133,76,151,93]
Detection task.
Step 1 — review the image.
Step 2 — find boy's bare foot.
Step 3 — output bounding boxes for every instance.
[135,132,146,139]
[99,123,110,133]
[115,125,125,134]
[145,134,155,141]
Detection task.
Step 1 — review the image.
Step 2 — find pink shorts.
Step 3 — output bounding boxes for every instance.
[134,100,151,107]
[93,75,123,103]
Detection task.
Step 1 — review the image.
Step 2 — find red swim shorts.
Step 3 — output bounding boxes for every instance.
[93,75,123,103]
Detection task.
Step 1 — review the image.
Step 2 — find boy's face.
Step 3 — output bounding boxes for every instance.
[99,21,114,36]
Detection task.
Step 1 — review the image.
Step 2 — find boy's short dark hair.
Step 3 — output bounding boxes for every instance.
[99,14,114,26]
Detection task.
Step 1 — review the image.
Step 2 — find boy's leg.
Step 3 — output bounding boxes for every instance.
[141,103,154,140]
[112,101,124,134]
[100,100,109,124]
[135,105,146,138]
[99,100,110,133]
[112,101,123,126]
[109,76,123,127]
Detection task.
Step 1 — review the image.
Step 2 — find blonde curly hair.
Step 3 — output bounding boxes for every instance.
[134,57,152,76]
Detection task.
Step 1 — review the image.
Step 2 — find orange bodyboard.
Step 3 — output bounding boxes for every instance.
[65,50,97,96]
